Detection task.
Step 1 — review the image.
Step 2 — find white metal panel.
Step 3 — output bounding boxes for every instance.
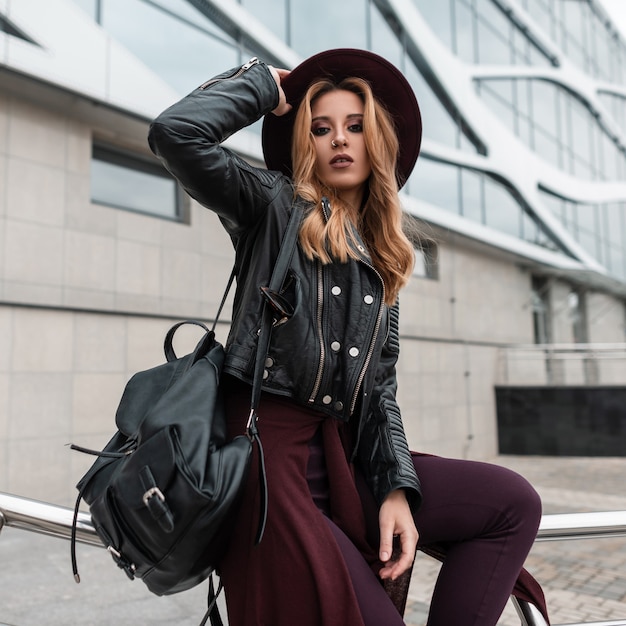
[1,0,178,118]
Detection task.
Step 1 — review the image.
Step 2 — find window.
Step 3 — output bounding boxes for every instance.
[78,0,240,94]
[290,0,367,58]
[531,275,551,344]
[91,144,185,221]
[476,78,626,181]
[416,0,552,67]
[568,289,588,344]
[412,157,566,254]
[539,190,626,282]
[413,241,439,280]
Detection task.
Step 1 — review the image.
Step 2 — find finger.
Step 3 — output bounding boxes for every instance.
[271,101,292,116]
[395,534,417,574]
[378,520,394,563]
[379,529,418,580]
[275,67,291,80]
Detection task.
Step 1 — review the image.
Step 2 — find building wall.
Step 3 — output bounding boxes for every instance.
[587,292,626,384]
[397,235,535,459]
[588,292,626,343]
[0,244,537,503]
[0,90,236,317]
[1,49,625,504]
[0,89,236,504]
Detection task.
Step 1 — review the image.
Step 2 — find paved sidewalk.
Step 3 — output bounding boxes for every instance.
[1,455,625,625]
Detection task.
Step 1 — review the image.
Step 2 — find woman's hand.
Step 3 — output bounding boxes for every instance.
[268,66,292,116]
[378,489,419,581]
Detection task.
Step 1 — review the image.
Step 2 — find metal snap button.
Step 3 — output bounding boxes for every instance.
[364,294,374,305]
[331,341,341,352]
[322,395,332,405]
[349,347,359,357]
[334,401,344,411]
[265,357,274,368]
[331,286,342,296]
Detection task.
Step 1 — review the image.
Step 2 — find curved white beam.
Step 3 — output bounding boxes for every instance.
[378,0,626,280]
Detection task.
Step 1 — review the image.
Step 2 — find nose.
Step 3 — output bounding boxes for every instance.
[332,131,347,148]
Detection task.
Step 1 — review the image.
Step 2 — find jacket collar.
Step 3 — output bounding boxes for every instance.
[320,196,373,264]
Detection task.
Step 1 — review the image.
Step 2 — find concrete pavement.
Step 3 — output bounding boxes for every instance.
[1,455,625,625]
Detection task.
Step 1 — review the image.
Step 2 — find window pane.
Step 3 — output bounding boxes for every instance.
[569,98,592,163]
[408,64,465,148]
[595,25,613,82]
[598,93,626,136]
[370,4,403,65]
[477,80,516,133]
[91,149,179,219]
[483,177,522,237]
[411,158,460,213]
[290,0,367,58]
[475,0,511,64]
[524,0,554,35]
[599,133,620,180]
[576,203,597,236]
[453,0,476,62]
[241,0,286,41]
[521,210,552,247]
[578,226,600,260]
[413,242,439,280]
[608,245,626,280]
[606,203,625,247]
[460,168,484,222]
[412,0,453,50]
[530,80,558,135]
[527,41,551,66]
[562,0,584,47]
[515,79,532,118]
[101,0,238,93]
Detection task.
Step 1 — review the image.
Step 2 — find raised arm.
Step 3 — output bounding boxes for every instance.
[148,59,286,234]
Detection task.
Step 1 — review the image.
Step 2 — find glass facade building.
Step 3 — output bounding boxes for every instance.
[2,0,626,508]
[65,0,626,286]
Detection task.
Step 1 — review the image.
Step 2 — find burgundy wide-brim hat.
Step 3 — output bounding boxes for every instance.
[262,48,422,189]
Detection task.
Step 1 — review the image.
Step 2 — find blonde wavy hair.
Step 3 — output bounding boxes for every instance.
[292,77,415,305]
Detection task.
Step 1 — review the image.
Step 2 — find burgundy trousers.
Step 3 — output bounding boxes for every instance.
[310,442,543,626]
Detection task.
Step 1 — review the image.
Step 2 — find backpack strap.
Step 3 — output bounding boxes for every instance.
[247,203,305,544]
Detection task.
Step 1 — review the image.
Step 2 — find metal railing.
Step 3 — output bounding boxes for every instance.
[511,510,626,626]
[1,492,626,626]
[497,342,626,387]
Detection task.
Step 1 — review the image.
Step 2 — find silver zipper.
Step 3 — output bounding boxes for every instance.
[349,264,386,415]
[308,259,325,403]
[199,57,259,90]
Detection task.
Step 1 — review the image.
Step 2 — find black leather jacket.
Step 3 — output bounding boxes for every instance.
[149,58,421,511]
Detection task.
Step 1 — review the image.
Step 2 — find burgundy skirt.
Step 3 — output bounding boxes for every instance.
[218,376,385,626]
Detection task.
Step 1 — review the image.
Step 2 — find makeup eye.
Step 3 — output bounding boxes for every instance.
[311,126,330,136]
[348,123,363,133]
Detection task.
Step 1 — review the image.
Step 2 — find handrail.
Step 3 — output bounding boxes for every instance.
[0,492,100,547]
[504,343,626,352]
[536,510,626,541]
[3,492,626,545]
[2,492,626,626]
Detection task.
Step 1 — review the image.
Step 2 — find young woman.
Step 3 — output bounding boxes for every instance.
[149,49,546,626]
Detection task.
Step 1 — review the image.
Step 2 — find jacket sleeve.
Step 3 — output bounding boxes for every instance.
[356,303,422,513]
[148,59,287,235]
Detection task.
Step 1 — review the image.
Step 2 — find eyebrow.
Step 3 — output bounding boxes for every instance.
[311,113,364,122]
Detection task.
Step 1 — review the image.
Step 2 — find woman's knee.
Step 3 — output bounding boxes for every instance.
[499,467,543,536]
